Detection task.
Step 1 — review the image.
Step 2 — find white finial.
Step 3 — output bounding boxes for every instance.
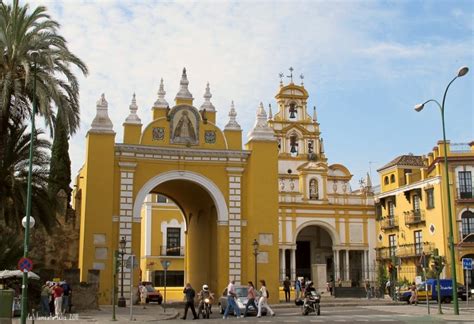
[320,137,325,153]
[268,103,273,120]
[225,100,241,130]
[90,93,114,133]
[247,102,275,142]
[153,78,169,108]
[366,172,373,189]
[125,93,142,124]
[175,67,193,100]
[200,82,215,112]
[313,106,317,122]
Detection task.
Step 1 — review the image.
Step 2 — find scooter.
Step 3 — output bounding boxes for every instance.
[200,297,212,319]
[302,291,321,316]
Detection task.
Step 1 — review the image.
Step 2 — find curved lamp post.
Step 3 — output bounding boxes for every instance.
[20,51,39,324]
[252,239,259,287]
[118,237,127,307]
[414,66,469,315]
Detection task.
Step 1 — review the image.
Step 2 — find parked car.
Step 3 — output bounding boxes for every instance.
[141,282,163,304]
[218,286,266,316]
[457,284,472,301]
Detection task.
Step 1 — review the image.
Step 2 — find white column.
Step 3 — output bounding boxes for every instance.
[366,250,370,280]
[290,247,296,282]
[345,250,350,281]
[361,250,366,280]
[280,248,287,281]
[144,204,152,256]
[335,250,340,280]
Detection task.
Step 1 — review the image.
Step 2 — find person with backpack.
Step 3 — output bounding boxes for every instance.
[257,280,275,318]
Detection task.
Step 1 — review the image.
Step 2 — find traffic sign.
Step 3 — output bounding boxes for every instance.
[462,258,472,270]
[17,257,33,272]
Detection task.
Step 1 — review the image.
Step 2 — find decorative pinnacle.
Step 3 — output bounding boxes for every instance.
[125,93,141,124]
[225,100,241,130]
[97,93,108,107]
[313,106,317,122]
[90,93,114,133]
[154,78,168,108]
[247,101,274,141]
[268,103,273,119]
[257,102,267,117]
[300,73,304,86]
[175,67,193,100]
[200,82,215,112]
[279,72,284,87]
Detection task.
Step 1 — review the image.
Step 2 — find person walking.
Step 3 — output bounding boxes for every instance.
[60,280,72,314]
[295,278,301,300]
[364,279,371,299]
[409,283,418,305]
[244,281,258,317]
[40,282,51,316]
[223,280,242,319]
[52,283,64,318]
[181,283,198,320]
[139,282,148,308]
[283,277,291,302]
[257,280,275,318]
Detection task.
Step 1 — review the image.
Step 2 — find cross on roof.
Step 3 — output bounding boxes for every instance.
[286,67,294,83]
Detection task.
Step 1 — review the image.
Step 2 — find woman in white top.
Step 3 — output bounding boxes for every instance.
[257,280,275,318]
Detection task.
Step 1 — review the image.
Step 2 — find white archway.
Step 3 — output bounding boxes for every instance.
[133,170,229,223]
[293,219,341,246]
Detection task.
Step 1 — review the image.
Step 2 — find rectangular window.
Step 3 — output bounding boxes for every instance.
[153,270,184,286]
[462,213,474,238]
[389,234,396,257]
[426,189,435,209]
[458,171,473,199]
[414,231,422,255]
[157,194,168,203]
[166,227,181,256]
[388,201,394,217]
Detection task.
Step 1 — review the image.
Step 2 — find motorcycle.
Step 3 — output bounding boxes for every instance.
[201,297,212,319]
[302,291,321,316]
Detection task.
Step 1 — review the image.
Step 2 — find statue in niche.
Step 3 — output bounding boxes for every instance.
[309,178,319,200]
[174,110,196,141]
[308,140,314,153]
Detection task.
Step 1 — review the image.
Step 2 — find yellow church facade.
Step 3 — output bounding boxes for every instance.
[375,142,474,285]
[74,69,376,304]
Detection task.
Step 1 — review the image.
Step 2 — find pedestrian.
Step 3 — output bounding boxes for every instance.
[409,283,418,305]
[337,277,342,288]
[244,281,258,317]
[223,279,242,319]
[329,279,334,296]
[301,278,306,295]
[40,281,51,316]
[181,283,198,320]
[139,282,148,308]
[48,282,55,315]
[60,280,72,314]
[257,280,275,318]
[52,282,64,318]
[295,278,301,300]
[364,279,371,299]
[283,276,291,302]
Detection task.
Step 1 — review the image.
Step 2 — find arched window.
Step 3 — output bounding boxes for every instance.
[384,176,389,185]
[390,174,395,183]
[461,210,474,238]
[309,179,319,200]
[289,134,298,157]
[289,102,297,120]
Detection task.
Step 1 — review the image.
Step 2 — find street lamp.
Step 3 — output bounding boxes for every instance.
[20,50,39,324]
[118,236,127,307]
[414,65,469,315]
[252,239,259,287]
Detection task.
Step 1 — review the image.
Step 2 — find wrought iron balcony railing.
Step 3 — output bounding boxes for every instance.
[160,245,185,256]
[376,247,396,260]
[456,187,474,200]
[397,242,435,258]
[404,209,425,226]
[380,216,399,230]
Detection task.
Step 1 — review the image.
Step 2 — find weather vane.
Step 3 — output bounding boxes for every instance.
[286,67,294,83]
[278,72,284,84]
[300,73,304,85]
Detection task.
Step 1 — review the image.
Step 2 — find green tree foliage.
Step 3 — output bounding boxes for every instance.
[0,118,54,231]
[48,109,71,207]
[0,0,88,164]
[0,227,23,269]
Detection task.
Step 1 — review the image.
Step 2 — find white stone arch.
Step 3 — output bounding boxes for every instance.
[293,219,341,246]
[133,170,229,223]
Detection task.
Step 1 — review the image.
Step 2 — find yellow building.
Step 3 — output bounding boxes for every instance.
[375,142,474,285]
[73,69,376,304]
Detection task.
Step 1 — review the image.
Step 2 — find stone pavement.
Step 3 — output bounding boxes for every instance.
[363,304,474,322]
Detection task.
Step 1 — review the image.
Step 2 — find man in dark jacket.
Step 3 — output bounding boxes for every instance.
[181,283,198,320]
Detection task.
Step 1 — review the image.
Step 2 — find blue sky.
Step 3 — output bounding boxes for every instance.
[29,0,473,188]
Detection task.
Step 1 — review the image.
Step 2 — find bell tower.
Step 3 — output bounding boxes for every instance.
[269,68,325,162]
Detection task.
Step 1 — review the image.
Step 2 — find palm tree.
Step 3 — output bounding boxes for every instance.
[0,118,54,231]
[0,0,88,162]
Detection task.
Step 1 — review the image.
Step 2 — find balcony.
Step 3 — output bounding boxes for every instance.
[397,242,435,258]
[404,210,425,226]
[160,245,185,257]
[376,247,396,260]
[456,187,474,201]
[380,216,399,230]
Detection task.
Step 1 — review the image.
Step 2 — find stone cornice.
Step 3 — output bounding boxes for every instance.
[375,176,441,200]
[115,144,250,160]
